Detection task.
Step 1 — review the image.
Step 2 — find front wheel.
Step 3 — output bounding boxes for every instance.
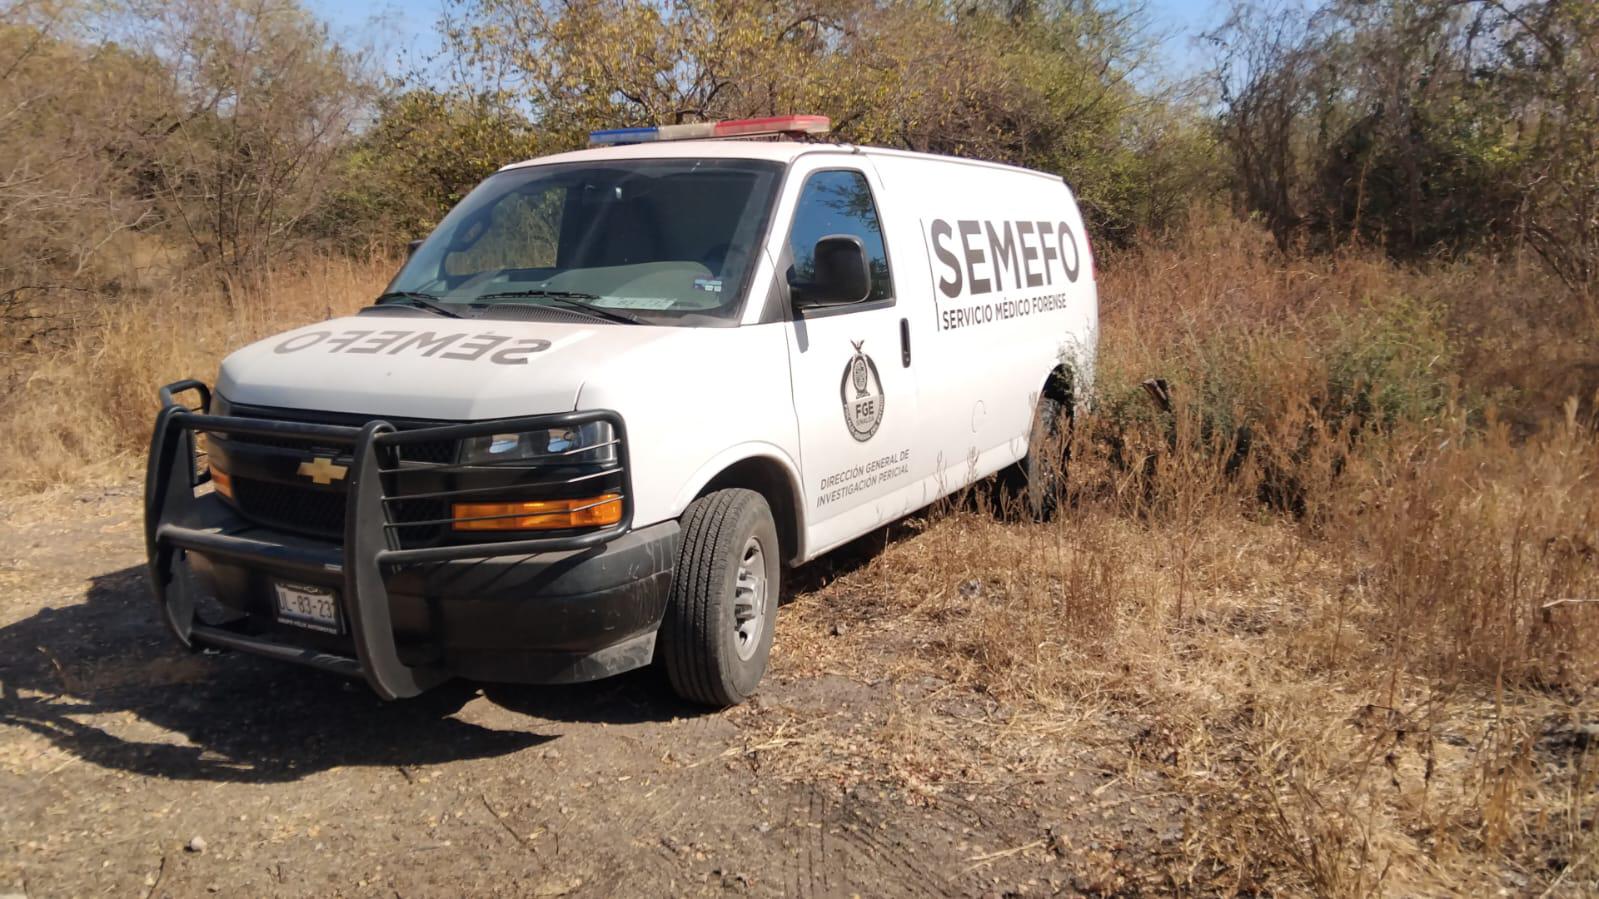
[659,488,780,706]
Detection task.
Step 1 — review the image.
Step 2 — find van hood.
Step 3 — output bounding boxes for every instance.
[215,313,679,420]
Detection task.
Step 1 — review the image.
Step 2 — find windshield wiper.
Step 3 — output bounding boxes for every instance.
[373,291,466,318]
[474,289,646,325]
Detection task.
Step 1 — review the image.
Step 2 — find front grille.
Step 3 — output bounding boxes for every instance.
[223,403,458,464]
[223,431,455,464]
[385,496,450,545]
[233,477,346,539]
[219,404,456,546]
[207,402,629,552]
[231,478,450,545]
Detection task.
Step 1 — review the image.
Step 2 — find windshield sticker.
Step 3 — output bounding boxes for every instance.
[592,296,678,310]
[692,278,723,293]
[841,339,885,442]
[272,329,551,365]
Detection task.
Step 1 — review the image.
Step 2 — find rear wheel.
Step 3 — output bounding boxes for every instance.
[1019,394,1072,520]
[660,488,780,706]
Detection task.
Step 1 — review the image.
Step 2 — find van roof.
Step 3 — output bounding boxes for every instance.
[499,140,1063,184]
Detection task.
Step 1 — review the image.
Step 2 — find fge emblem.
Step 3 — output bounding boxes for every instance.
[840,339,885,442]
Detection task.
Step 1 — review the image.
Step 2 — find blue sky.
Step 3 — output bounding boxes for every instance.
[1141,0,1226,76]
[308,0,1226,82]
[310,0,449,75]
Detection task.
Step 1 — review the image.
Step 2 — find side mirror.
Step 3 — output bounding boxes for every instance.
[790,234,871,308]
[406,238,424,259]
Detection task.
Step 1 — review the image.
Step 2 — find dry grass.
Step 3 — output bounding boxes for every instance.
[764,219,1599,895]
[3,220,1597,894]
[0,254,393,491]
[770,486,1593,892]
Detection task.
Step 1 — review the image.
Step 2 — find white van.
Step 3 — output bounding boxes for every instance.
[145,116,1098,706]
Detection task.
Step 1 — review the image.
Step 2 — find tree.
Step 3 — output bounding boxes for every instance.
[443,0,1218,244]
[0,0,168,340]
[124,0,375,284]
[1209,0,1599,284]
[315,88,541,250]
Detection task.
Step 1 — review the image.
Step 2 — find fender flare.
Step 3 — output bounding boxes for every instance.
[669,442,808,560]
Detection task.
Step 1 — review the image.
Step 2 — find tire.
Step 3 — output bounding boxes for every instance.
[1018,394,1072,521]
[660,488,780,707]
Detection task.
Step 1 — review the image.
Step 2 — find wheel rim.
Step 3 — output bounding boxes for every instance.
[732,536,768,662]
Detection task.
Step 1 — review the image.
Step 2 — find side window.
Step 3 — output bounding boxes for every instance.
[787,170,893,302]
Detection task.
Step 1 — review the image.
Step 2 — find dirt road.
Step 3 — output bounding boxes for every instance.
[0,484,1170,898]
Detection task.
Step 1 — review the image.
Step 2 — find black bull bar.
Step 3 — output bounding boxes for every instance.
[143,380,632,699]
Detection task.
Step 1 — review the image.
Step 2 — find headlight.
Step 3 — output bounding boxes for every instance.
[459,421,617,465]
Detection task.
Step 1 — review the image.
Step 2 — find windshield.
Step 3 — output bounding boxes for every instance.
[385,158,784,324]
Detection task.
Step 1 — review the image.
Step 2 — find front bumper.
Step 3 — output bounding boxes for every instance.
[144,381,674,698]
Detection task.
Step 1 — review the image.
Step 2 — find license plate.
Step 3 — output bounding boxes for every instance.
[273,581,341,634]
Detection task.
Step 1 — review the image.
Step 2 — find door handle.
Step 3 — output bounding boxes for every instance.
[899,317,911,367]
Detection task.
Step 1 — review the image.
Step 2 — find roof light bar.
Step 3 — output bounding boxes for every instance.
[589,115,831,147]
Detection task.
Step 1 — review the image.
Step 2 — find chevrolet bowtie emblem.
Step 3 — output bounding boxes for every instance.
[298,456,349,486]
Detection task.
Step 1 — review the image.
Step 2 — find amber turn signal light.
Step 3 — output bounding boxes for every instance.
[210,466,235,501]
[452,494,622,531]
